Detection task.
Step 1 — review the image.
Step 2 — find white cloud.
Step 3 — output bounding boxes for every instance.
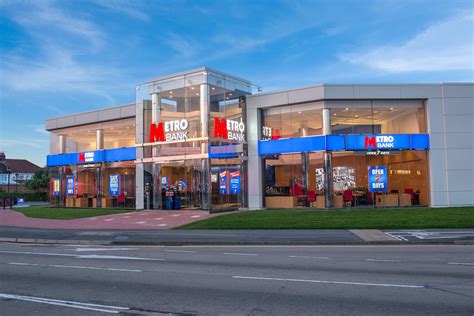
[93,0,150,21]
[1,137,48,149]
[164,33,200,58]
[0,0,127,102]
[341,13,474,73]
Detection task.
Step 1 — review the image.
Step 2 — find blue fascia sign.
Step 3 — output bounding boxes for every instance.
[47,147,136,167]
[258,134,429,155]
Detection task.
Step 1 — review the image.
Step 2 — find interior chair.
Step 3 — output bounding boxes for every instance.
[343,189,354,207]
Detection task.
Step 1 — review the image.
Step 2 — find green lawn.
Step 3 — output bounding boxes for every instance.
[180,207,474,229]
[13,206,134,220]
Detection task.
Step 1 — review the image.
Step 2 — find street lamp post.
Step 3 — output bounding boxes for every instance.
[6,168,11,194]
[15,173,19,193]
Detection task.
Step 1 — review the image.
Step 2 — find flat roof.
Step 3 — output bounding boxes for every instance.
[146,66,252,85]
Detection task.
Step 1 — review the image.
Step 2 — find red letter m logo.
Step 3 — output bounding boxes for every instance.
[364,136,376,148]
[149,122,165,142]
[214,117,227,139]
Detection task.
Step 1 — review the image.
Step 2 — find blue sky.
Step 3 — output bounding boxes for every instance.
[0,0,473,166]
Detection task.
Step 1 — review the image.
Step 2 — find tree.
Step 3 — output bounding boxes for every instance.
[25,169,50,190]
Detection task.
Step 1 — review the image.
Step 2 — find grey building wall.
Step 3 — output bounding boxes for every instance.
[246,83,474,208]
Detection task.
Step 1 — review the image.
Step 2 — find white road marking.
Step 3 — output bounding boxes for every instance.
[0,250,163,261]
[164,249,196,253]
[232,276,425,288]
[122,216,131,218]
[171,214,181,217]
[136,221,147,224]
[104,219,114,222]
[224,252,258,256]
[190,215,201,218]
[89,218,97,220]
[0,250,76,257]
[155,218,164,220]
[77,254,164,261]
[0,293,129,313]
[158,224,168,227]
[366,259,401,263]
[448,262,474,266]
[8,262,141,272]
[74,248,138,252]
[289,255,329,260]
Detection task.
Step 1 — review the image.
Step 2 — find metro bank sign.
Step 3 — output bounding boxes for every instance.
[149,118,245,143]
[346,134,411,150]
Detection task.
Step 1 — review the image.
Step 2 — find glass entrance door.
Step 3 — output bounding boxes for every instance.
[160,159,203,210]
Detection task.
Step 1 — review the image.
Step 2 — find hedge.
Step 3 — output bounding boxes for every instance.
[0,191,49,202]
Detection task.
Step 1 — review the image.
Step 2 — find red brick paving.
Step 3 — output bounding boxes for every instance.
[0,209,223,230]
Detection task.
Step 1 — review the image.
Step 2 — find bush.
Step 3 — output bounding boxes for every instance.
[0,191,49,202]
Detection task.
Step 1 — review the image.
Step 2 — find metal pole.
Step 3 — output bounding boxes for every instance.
[7,171,10,194]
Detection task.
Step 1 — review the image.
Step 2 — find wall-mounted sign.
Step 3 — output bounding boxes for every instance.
[346,134,411,151]
[53,178,60,197]
[78,152,95,163]
[219,171,228,195]
[149,119,189,142]
[109,174,120,196]
[161,176,169,187]
[66,176,75,196]
[229,170,241,194]
[368,166,387,193]
[262,126,280,140]
[214,118,245,142]
[211,174,218,183]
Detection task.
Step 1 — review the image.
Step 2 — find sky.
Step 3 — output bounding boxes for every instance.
[0,0,473,167]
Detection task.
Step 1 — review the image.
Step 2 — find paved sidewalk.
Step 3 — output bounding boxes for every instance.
[0,209,222,230]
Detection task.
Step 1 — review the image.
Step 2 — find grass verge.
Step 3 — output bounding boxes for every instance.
[179,207,474,229]
[12,206,134,220]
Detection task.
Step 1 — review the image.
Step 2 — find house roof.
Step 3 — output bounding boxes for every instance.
[3,159,42,174]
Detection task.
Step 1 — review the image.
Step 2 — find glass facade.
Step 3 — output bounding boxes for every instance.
[261,101,430,208]
[136,68,253,211]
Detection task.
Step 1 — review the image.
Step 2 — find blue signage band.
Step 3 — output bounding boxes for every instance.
[47,147,136,167]
[258,134,430,155]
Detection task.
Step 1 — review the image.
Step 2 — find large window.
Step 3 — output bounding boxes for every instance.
[330,101,426,134]
[51,118,135,154]
[262,103,323,139]
[331,150,430,206]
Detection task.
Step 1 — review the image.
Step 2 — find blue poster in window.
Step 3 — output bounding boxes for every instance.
[368,166,387,193]
[109,174,120,196]
[229,170,241,195]
[66,176,74,196]
[219,171,228,195]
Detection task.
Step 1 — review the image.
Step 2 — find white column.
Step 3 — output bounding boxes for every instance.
[199,84,211,210]
[322,108,333,208]
[96,129,104,150]
[247,107,264,210]
[59,135,66,154]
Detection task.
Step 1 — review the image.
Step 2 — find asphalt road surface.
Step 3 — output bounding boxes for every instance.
[0,243,473,315]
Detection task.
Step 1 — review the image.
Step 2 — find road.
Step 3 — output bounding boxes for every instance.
[2,226,474,245]
[0,243,473,315]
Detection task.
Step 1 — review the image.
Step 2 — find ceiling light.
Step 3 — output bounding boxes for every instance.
[169,91,173,94]
[298,111,301,114]
[345,107,349,111]
[390,107,394,110]
[333,113,337,116]
[355,115,359,118]
[229,93,232,96]
[374,111,378,114]
[191,87,194,90]
[196,93,199,96]
[212,87,215,90]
